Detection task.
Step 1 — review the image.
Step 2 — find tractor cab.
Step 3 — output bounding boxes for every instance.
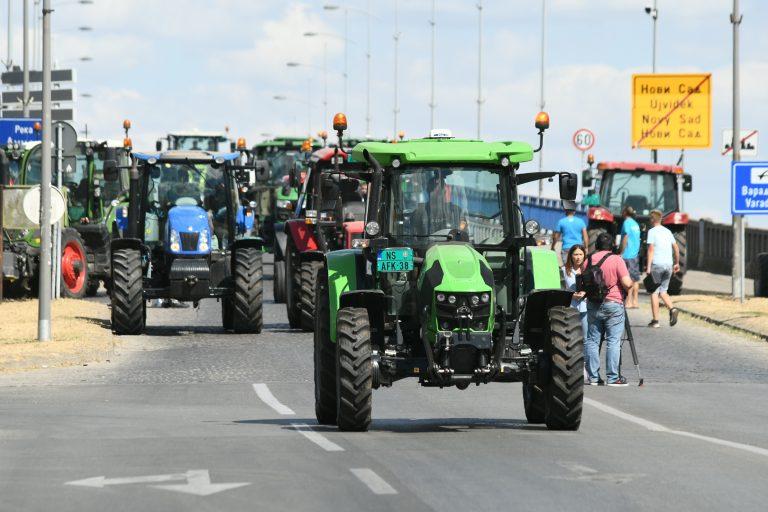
[313,113,586,432]
[109,150,264,334]
[158,131,230,153]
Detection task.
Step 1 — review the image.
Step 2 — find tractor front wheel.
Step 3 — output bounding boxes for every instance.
[300,260,322,332]
[522,382,546,424]
[336,307,372,431]
[60,229,89,299]
[111,248,145,335]
[232,248,263,334]
[314,267,337,425]
[285,244,302,329]
[543,306,584,431]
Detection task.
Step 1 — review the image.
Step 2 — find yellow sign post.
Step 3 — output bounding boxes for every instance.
[631,73,712,149]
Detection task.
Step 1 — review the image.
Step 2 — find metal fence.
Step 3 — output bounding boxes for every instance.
[685,219,768,279]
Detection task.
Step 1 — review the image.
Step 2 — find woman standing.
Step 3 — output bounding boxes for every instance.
[562,244,588,336]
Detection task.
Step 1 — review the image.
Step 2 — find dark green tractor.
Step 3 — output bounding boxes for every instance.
[314,118,584,432]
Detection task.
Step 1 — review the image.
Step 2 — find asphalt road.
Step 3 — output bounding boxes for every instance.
[1,255,767,511]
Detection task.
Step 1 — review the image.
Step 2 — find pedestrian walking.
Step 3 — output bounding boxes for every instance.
[646,209,680,328]
[582,232,634,387]
[619,206,641,308]
[552,205,588,265]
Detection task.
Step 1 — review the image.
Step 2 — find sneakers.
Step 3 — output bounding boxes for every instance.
[585,379,605,386]
[648,320,660,328]
[607,376,629,387]
[669,307,679,327]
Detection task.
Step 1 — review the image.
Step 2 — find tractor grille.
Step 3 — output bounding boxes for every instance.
[435,293,491,331]
[179,232,200,252]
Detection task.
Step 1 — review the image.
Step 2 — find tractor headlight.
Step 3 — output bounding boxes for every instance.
[199,229,210,252]
[351,238,369,248]
[170,229,181,252]
[481,292,490,303]
[365,221,380,236]
[436,293,446,303]
[470,295,480,306]
[276,199,292,210]
[524,219,541,236]
[447,295,456,304]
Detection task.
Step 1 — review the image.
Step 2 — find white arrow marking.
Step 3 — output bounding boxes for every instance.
[66,470,250,496]
[152,470,250,496]
[252,383,295,415]
[552,461,645,484]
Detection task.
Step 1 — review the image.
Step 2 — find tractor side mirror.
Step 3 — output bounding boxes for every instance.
[582,169,593,188]
[254,160,270,182]
[682,174,693,192]
[103,160,119,181]
[155,139,162,152]
[558,172,578,201]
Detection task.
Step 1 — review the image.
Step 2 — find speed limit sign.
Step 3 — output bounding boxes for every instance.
[573,128,595,151]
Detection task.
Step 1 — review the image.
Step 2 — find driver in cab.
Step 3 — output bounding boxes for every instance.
[411,171,468,241]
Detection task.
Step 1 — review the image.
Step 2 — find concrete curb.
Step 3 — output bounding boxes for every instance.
[0,343,116,372]
[675,306,768,342]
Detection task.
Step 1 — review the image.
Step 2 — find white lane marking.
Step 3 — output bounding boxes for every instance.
[350,468,398,495]
[252,383,295,415]
[67,470,250,496]
[291,423,344,452]
[585,397,768,458]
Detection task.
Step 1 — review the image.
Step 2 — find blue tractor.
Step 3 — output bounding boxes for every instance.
[108,150,264,334]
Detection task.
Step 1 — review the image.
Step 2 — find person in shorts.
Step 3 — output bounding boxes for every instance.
[552,205,588,265]
[646,210,680,328]
[619,206,641,308]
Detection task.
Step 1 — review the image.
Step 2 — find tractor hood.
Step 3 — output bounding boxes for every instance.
[166,205,212,255]
[418,243,493,294]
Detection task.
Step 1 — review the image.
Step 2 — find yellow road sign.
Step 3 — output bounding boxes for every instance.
[631,73,712,150]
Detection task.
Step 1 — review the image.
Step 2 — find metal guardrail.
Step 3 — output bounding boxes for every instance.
[685,219,768,279]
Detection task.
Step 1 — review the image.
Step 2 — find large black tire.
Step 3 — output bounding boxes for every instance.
[543,306,584,431]
[60,229,89,299]
[299,260,322,332]
[285,244,302,329]
[314,267,337,425]
[111,248,145,335]
[221,297,234,330]
[336,307,373,432]
[273,259,286,304]
[754,253,768,297]
[587,227,607,254]
[667,230,687,295]
[522,383,546,424]
[232,248,263,334]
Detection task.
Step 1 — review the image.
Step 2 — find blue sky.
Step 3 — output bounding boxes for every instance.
[3,0,768,226]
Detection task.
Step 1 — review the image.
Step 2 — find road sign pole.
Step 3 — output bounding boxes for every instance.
[22,0,30,117]
[731,0,744,303]
[53,122,63,299]
[37,0,52,341]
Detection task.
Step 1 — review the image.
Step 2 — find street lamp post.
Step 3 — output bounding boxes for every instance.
[476,1,483,140]
[23,0,30,117]
[287,60,328,131]
[430,0,436,130]
[393,0,400,141]
[645,1,658,163]
[538,0,546,197]
[731,0,744,303]
[38,0,53,341]
[3,0,12,70]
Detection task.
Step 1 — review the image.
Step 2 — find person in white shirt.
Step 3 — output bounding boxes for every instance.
[645,210,680,328]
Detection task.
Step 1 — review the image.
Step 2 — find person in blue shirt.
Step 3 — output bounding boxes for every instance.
[552,205,588,265]
[619,206,641,308]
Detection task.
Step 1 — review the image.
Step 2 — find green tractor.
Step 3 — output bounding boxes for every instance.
[313,117,584,432]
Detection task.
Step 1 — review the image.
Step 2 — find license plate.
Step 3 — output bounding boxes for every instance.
[376,248,414,272]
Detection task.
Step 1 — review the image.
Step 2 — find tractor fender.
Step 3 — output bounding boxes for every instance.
[111,237,142,253]
[325,249,366,342]
[339,289,387,347]
[274,230,288,261]
[662,211,689,228]
[587,206,615,224]
[231,237,264,253]
[523,247,562,293]
[522,289,574,352]
[297,249,324,264]
[285,218,318,253]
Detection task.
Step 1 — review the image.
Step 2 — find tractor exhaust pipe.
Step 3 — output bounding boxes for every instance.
[126,157,142,239]
[362,149,383,230]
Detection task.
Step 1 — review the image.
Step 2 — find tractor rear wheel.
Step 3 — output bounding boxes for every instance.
[314,267,337,425]
[60,229,89,299]
[667,230,687,295]
[111,248,145,335]
[543,306,584,431]
[336,307,373,431]
[522,383,546,424]
[300,260,322,332]
[232,248,263,334]
[285,244,302,329]
[273,259,286,303]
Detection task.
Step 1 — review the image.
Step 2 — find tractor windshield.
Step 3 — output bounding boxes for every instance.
[266,150,307,184]
[600,170,677,217]
[170,136,224,152]
[389,166,505,246]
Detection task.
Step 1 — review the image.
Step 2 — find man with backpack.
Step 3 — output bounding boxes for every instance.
[581,232,634,386]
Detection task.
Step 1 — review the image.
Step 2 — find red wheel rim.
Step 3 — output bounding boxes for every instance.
[61,239,86,294]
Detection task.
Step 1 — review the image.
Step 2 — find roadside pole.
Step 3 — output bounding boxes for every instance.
[37,0,52,341]
[537,0,546,197]
[23,0,30,117]
[53,122,62,299]
[731,0,744,303]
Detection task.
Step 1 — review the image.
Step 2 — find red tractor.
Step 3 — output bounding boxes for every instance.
[582,161,693,295]
[281,115,367,330]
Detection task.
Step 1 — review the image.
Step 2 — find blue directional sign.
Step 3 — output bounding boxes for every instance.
[732,161,768,214]
[0,118,42,146]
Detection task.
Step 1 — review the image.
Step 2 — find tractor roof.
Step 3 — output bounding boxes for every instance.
[133,150,240,163]
[311,147,347,163]
[597,161,684,174]
[254,137,322,149]
[350,138,534,167]
[167,131,229,140]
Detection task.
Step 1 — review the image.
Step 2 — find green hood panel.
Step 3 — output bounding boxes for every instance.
[351,138,533,167]
[525,247,561,291]
[326,249,362,343]
[418,243,492,293]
